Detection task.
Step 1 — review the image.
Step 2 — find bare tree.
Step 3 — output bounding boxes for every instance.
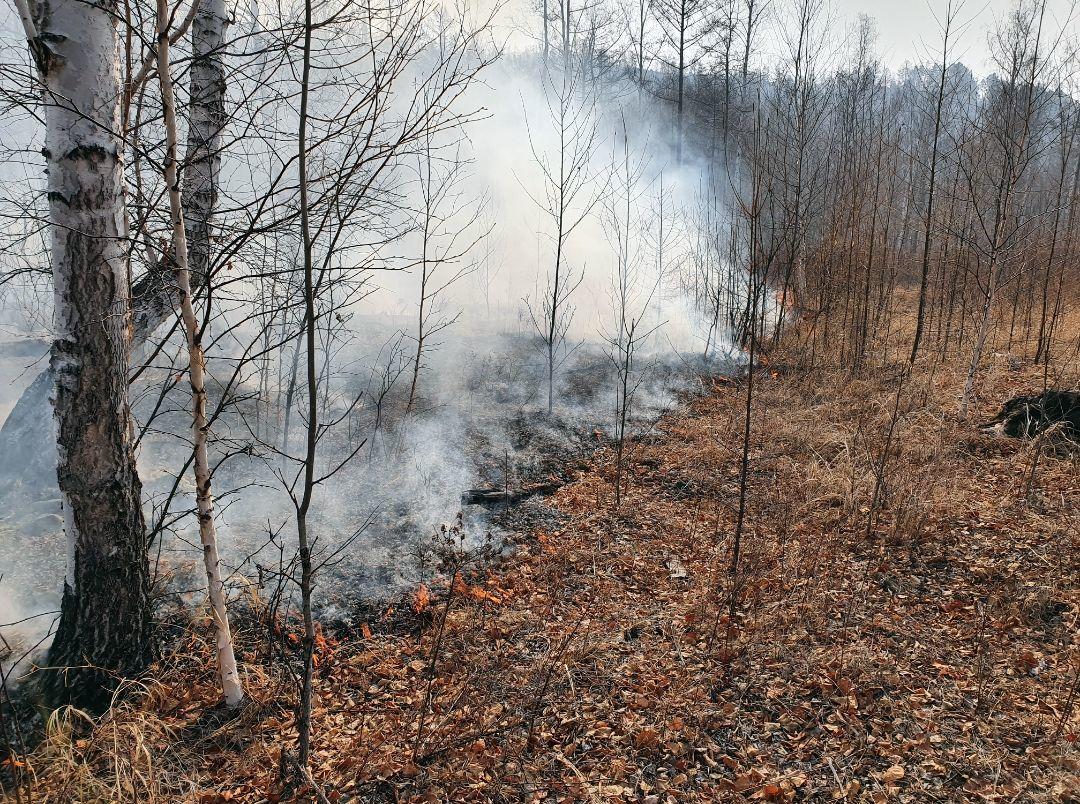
[625,0,653,91]
[740,0,767,87]
[653,0,712,162]
[294,0,318,767]
[771,0,829,338]
[524,65,603,414]
[406,129,484,413]
[910,0,958,363]
[241,0,498,776]
[602,128,661,506]
[958,0,1056,416]
[154,0,244,709]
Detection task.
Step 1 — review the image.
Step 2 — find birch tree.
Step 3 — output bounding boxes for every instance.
[155,0,244,709]
[0,0,231,504]
[12,0,154,710]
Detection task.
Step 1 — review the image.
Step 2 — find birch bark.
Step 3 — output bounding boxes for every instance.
[22,0,155,710]
[0,0,230,504]
[155,0,244,708]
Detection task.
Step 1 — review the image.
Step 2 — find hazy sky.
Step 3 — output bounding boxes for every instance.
[479,0,1080,76]
[4,1,1077,77]
[830,0,1077,72]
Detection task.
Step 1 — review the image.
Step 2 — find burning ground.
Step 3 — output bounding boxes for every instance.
[4,307,1077,803]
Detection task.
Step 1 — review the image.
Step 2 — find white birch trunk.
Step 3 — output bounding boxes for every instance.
[0,0,231,504]
[183,0,229,289]
[16,0,155,710]
[155,0,244,708]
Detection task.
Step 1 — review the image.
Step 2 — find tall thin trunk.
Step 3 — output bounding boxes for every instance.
[295,0,319,768]
[637,0,647,91]
[1036,103,1076,364]
[729,224,758,620]
[547,84,569,416]
[910,3,952,364]
[155,0,243,709]
[407,146,433,414]
[543,0,549,66]
[741,0,756,88]
[675,0,686,163]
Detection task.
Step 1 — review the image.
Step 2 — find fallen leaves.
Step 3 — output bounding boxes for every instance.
[881,765,905,784]
[16,336,1080,803]
[633,727,660,749]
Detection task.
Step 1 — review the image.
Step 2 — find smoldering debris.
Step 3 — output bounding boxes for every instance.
[0,49,751,655]
[980,390,1080,441]
[0,325,737,649]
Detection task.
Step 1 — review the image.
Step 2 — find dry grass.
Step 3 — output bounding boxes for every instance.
[5,301,1079,803]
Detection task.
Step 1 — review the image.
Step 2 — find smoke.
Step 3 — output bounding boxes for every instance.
[0,3,747,662]
[411,57,730,351]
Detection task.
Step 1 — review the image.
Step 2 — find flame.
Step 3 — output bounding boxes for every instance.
[452,572,504,604]
[413,583,432,614]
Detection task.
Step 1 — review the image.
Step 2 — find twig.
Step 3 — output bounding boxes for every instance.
[283,749,332,804]
[827,757,846,798]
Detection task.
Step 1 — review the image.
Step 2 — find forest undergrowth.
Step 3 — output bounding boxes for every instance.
[7,301,1079,803]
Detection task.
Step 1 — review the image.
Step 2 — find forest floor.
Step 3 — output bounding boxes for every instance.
[10,307,1080,803]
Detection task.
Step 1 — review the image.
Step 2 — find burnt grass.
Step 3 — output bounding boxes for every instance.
[314,356,723,638]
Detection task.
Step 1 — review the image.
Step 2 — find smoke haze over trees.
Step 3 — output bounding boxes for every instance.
[0,0,1077,797]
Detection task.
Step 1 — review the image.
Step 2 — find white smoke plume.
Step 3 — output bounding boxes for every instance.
[0,0,748,663]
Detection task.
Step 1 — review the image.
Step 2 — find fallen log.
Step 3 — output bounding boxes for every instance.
[461,480,563,507]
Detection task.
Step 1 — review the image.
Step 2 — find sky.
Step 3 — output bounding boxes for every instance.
[477,0,1080,78]
[2,1,1077,76]
[830,0,1078,72]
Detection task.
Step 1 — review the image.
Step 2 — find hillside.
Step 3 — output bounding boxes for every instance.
[12,308,1078,803]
